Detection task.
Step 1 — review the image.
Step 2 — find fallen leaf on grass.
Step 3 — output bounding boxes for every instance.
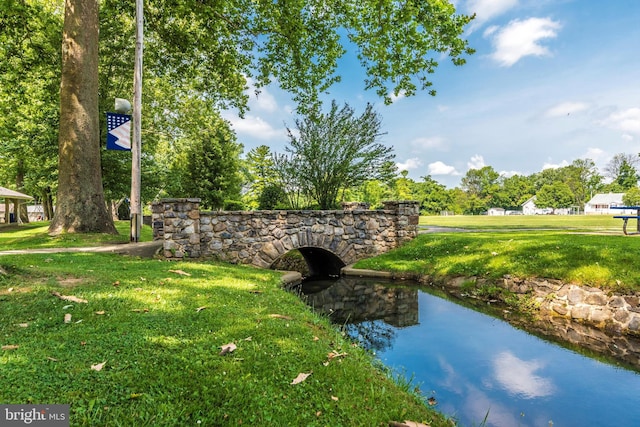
[389,422,431,427]
[331,396,339,401]
[249,290,263,294]
[313,336,320,342]
[94,311,105,315]
[327,351,347,360]
[113,280,120,286]
[219,343,237,356]
[17,323,28,328]
[290,372,312,385]
[168,269,191,276]
[64,313,72,324]
[324,351,348,365]
[243,336,252,341]
[131,308,149,313]
[46,357,58,362]
[2,345,19,350]
[51,291,88,304]
[196,306,208,312]
[269,314,292,320]
[91,361,106,372]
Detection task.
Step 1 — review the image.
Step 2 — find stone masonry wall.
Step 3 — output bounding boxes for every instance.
[151,199,419,268]
[439,275,640,336]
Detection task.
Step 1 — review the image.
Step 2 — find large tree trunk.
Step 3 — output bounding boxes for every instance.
[49,0,116,235]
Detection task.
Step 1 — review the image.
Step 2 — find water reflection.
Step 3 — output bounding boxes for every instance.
[492,351,555,399]
[294,277,640,427]
[293,277,418,352]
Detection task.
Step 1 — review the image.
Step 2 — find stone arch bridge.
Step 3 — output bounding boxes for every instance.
[152,199,419,275]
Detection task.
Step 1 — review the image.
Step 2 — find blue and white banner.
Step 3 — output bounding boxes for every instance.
[106,112,132,151]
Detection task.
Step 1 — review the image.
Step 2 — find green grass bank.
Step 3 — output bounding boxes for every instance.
[0,222,448,426]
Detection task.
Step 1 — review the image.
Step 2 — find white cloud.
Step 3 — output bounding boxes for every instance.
[542,159,570,170]
[412,136,445,150]
[428,161,460,176]
[487,17,561,67]
[396,157,422,171]
[244,77,279,112]
[545,101,589,117]
[500,170,521,178]
[622,134,634,142]
[224,113,284,140]
[493,352,555,399]
[389,90,407,103]
[583,147,605,161]
[466,0,519,30]
[467,154,486,170]
[601,107,640,135]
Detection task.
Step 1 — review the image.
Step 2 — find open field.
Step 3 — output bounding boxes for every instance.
[0,224,447,426]
[420,214,623,232]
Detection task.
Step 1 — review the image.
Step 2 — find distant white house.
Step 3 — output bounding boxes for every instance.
[487,207,505,216]
[584,193,630,215]
[521,196,572,215]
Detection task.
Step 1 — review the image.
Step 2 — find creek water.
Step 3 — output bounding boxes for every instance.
[293,277,640,427]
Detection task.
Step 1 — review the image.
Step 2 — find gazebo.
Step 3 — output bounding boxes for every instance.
[0,186,33,224]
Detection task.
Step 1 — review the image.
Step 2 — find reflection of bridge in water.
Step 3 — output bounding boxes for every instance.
[295,277,419,328]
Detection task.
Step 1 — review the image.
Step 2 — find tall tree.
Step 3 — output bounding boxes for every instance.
[535,183,574,214]
[282,101,395,209]
[460,166,500,212]
[0,0,61,220]
[604,153,640,183]
[48,0,473,233]
[166,101,243,210]
[49,0,116,234]
[243,145,279,209]
[565,159,602,211]
[415,175,450,215]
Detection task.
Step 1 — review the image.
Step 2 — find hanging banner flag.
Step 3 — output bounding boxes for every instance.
[106,112,132,151]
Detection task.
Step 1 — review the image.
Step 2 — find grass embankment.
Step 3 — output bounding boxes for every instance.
[354,215,640,292]
[0,222,447,426]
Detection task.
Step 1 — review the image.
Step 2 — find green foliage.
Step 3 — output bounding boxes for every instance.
[258,184,287,210]
[165,103,243,210]
[280,101,396,209]
[0,0,61,201]
[460,166,500,213]
[535,182,574,212]
[223,200,245,210]
[622,187,640,206]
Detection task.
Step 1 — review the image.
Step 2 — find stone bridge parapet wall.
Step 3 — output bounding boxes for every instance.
[151,199,419,267]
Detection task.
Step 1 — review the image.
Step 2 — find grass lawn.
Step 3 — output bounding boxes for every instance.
[420,213,622,231]
[0,221,153,250]
[0,223,447,426]
[354,214,640,292]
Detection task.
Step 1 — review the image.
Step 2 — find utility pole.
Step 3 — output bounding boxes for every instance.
[130,0,143,242]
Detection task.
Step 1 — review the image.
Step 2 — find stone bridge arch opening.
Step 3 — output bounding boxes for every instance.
[272,247,346,278]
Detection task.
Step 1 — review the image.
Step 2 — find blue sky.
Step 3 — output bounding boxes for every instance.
[223,0,640,188]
